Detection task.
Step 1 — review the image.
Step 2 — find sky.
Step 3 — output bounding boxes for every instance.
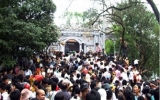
[52,0,160,26]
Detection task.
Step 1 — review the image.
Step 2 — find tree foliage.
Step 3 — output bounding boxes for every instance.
[111,0,159,76]
[62,8,98,29]
[0,0,58,67]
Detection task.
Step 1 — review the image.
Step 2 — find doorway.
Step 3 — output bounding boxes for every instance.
[65,39,79,54]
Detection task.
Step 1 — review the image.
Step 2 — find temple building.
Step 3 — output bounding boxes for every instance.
[49,30,112,53]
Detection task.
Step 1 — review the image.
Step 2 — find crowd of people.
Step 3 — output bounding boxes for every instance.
[0,44,159,100]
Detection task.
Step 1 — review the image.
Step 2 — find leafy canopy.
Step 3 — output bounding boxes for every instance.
[0,0,58,67]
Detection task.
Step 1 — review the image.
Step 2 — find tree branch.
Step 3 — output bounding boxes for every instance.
[91,5,131,25]
[146,0,160,23]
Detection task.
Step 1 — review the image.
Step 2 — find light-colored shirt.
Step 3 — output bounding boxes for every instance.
[2,92,9,100]
[24,70,32,76]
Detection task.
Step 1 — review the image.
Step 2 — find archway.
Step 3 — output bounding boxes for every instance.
[65,39,79,54]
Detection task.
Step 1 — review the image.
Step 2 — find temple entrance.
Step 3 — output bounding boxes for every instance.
[65,39,79,54]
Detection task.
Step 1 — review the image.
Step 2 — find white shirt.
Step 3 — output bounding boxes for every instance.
[59,44,65,54]
[47,68,53,73]
[103,71,111,79]
[134,59,139,65]
[98,88,106,100]
[129,71,134,80]
[2,92,9,100]
[121,72,129,81]
[136,75,142,83]
[50,91,57,100]
[24,70,32,76]
[41,71,46,77]
[56,72,62,78]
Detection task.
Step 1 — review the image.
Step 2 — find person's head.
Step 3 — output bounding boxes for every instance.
[117,92,126,100]
[3,75,11,84]
[51,82,57,91]
[42,78,48,87]
[54,92,64,100]
[36,89,46,100]
[86,89,101,100]
[123,87,135,100]
[33,80,40,91]
[20,89,32,100]
[10,90,21,100]
[142,85,150,94]
[107,89,113,100]
[90,80,96,89]
[95,43,99,46]
[133,84,141,94]
[12,82,23,92]
[26,66,29,70]
[80,83,89,99]
[61,79,70,90]
[122,80,127,86]
[137,96,145,100]
[0,83,6,93]
[6,84,12,94]
[153,87,159,100]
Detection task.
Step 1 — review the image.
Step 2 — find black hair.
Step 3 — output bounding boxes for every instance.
[54,92,64,100]
[3,75,10,81]
[104,68,106,72]
[52,77,59,84]
[90,80,96,90]
[14,82,23,91]
[117,93,126,100]
[86,89,100,100]
[51,82,57,91]
[17,74,24,82]
[61,72,65,78]
[142,86,150,94]
[137,96,145,100]
[107,89,113,99]
[77,73,80,79]
[153,87,159,100]
[42,78,48,85]
[10,90,21,100]
[23,78,30,83]
[0,83,6,90]
[123,87,135,100]
[71,83,79,96]
[34,80,40,86]
[122,80,127,85]
[58,80,63,89]
[6,84,12,94]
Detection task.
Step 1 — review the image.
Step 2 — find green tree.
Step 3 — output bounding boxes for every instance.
[105,40,114,54]
[111,0,159,76]
[0,0,58,67]
[62,8,98,29]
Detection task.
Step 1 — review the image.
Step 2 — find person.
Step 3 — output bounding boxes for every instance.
[133,84,142,99]
[95,43,102,53]
[9,89,21,100]
[120,37,127,57]
[59,41,66,55]
[54,93,64,100]
[24,66,32,76]
[80,82,89,100]
[86,89,101,100]
[55,79,71,100]
[31,89,49,100]
[50,82,58,100]
[0,83,9,100]
[19,89,32,100]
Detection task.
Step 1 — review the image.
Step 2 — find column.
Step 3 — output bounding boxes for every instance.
[84,44,86,53]
[79,44,82,53]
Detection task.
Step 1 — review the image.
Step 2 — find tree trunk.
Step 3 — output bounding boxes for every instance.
[146,0,160,24]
